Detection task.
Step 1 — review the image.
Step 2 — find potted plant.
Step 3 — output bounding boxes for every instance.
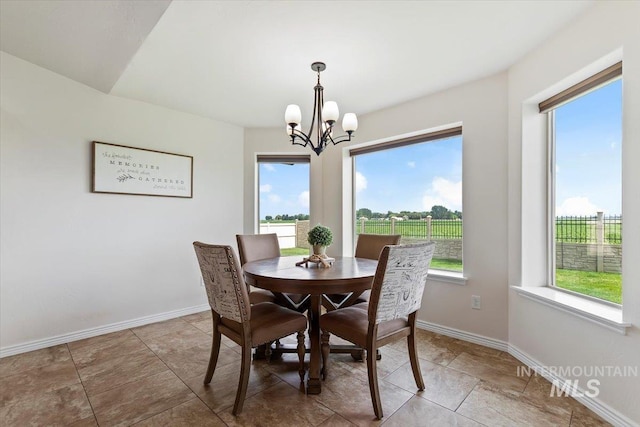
[308,224,333,256]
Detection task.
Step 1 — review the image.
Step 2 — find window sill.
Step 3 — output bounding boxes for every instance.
[428,269,467,285]
[511,285,631,335]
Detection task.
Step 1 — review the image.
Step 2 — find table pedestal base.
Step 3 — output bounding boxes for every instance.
[307,378,322,394]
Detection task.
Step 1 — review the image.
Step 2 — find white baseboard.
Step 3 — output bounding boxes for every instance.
[416,319,509,351]
[415,320,636,427]
[0,304,210,358]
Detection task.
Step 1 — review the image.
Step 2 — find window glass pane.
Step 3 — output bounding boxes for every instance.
[553,79,622,304]
[258,162,310,256]
[354,135,462,272]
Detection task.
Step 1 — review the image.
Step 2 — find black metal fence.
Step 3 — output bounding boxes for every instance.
[555,214,622,244]
[355,214,622,244]
[355,218,463,240]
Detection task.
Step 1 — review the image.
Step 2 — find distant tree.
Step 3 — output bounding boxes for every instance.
[357,208,372,218]
[265,215,273,221]
[430,205,451,219]
[453,210,463,219]
[275,215,282,220]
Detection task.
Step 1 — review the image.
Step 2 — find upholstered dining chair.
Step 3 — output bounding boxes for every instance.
[236,233,310,312]
[322,234,402,311]
[236,233,279,305]
[193,242,307,415]
[320,241,436,419]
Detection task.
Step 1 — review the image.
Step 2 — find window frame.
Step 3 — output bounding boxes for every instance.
[349,126,464,277]
[256,154,310,233]
[543,71,622,307]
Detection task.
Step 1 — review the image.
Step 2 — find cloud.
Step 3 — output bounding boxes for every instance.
[259,184,272,193]
[556,197,604,216]
[407,161,416,168]
[355,171,367,193]
[268,194,281,203]
[298,190,309,208]
[263,164,276,172]
[422,177,462,211]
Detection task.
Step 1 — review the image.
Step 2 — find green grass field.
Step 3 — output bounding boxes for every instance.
[430,258,463,272]
[280,247,310,257]
[556,269,621,304]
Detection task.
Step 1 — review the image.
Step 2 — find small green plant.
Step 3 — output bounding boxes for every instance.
[308,224,333,246]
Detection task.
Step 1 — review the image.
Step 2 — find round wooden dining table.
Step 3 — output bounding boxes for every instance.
[242,256,378,394]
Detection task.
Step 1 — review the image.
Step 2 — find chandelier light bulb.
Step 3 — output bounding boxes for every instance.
[285,104,302,125]
[342,113,358,132]
[322,101,339,123]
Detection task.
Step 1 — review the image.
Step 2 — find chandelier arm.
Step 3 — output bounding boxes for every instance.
[329,132,354,146]
[291,130,313,147]
[306,84,322,140]
[291,138,309,148]
[320,122,334,142]
[315,84,325,152]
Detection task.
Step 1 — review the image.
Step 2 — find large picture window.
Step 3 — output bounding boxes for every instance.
[541,63,622,304]
[350,128,463,273]
[257,155,310,256]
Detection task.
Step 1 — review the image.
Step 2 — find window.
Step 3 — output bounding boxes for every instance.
[541,63,622,304]
[350,127,463,272]
[257,155,310,256]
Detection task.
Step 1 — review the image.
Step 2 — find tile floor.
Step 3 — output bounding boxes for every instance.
[0,310,610,426]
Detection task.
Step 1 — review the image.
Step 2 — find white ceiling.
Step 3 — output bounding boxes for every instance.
[1,0,594,128]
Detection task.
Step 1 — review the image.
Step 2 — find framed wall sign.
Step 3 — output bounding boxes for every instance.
[92,141,193,198]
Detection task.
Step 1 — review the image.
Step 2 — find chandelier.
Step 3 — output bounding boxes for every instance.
[285,62,358,156]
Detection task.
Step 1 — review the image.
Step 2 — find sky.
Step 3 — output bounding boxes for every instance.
[555,78,622,216]
[259,79,621,219]
[259,162,309,219]
[355,136,463,214]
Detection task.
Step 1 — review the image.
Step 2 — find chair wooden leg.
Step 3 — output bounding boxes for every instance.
[265,341,272,362]
[350,349,364,361]
[204,315,221,384]
[297,331,306,383]
[232,341,252,415]
[366,342,383,419]
[408,314,425,390]
[321,330,330,379]
[253,344,267,360]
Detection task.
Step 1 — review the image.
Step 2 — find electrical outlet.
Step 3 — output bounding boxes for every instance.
[471,295,481,310]
[200,276,205,287]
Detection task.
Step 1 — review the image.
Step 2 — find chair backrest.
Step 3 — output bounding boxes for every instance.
[236,233,281,266]
[368,242,435,324]
[193,242,251,323]
[355,234,402,260]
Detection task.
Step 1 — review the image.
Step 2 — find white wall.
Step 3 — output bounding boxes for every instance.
[0,53,244,351]
[244,73,510,341]
[508,1,640,423]
[243,4,640,421]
